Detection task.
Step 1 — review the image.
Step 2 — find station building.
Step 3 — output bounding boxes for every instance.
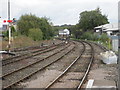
[94,23,119,51]
[94,23,119,36]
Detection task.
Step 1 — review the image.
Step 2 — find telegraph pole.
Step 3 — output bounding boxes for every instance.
[8,0,11,52]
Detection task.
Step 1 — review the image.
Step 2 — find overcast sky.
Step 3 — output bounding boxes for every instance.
[0,0,119,25]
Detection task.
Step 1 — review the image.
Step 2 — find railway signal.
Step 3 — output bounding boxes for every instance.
[3,20,13,23]
[3,20,6,23]
[2,19,13,52]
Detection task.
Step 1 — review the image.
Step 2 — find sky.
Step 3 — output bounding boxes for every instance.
[0,0,119,25]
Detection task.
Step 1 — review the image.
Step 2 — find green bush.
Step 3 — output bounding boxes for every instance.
[11,26,16,33]
[17,14,54,40]
[2,30,9,38]
[80,32,109,42]
[81,32,99,41]
[28,28,43,41]
[81,32,91,40]
[91,33,99,41]
[2,26,17,38]
[99,33,109,43]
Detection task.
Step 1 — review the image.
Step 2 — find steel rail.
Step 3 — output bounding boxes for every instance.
[89,41,109,51]
[2,42,65,66]
[77,41,94,90]
[44,40,94,90]
[45,41,86,89]
[3,42,76,89]
[11,41,62,52]
[3,42,64,61]
[2,43,71,77]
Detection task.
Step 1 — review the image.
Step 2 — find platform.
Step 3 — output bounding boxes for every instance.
[86,79,116,90]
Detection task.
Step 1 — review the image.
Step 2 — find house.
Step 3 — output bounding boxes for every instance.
[59,29,70,35]
[58,29,70,40]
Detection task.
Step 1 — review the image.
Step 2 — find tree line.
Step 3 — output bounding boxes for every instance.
[3,7,109,41]
[54,8,109,40]
[70,7,109,39]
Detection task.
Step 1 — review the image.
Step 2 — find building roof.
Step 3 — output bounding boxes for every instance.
[59,29,70,35]
[104,28,119,31]
[94,23,119,32]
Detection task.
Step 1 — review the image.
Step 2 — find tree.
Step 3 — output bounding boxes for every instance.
[38,18,54,39]
[17,14,54,39]
[78,8,109,31]
[17,14,38,36]
[28,28,43,41]
[69,24,83,39]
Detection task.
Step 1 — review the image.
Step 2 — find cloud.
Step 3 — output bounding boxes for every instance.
[1,0,119,25]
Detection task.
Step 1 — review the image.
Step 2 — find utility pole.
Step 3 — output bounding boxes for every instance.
[8,0,11,52]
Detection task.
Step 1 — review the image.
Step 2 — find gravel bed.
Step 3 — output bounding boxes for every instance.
[5,41,117,89]
[15,41,87,88]
[2,44,68,76]
[2,39,62,60]
[12,41,82,88]
[50,42,93,88]
[3,42,75,88]
[46,41,83,71]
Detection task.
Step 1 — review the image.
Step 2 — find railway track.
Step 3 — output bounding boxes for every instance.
[2,41,76,89]
[90,41,109,52]
[77,41,94,89]
[43,41,94,89]
[8,40,62,52]
[3,40,108,89]
[2,42,70,77]
[2,42,65,66]
[2,41,62,60]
